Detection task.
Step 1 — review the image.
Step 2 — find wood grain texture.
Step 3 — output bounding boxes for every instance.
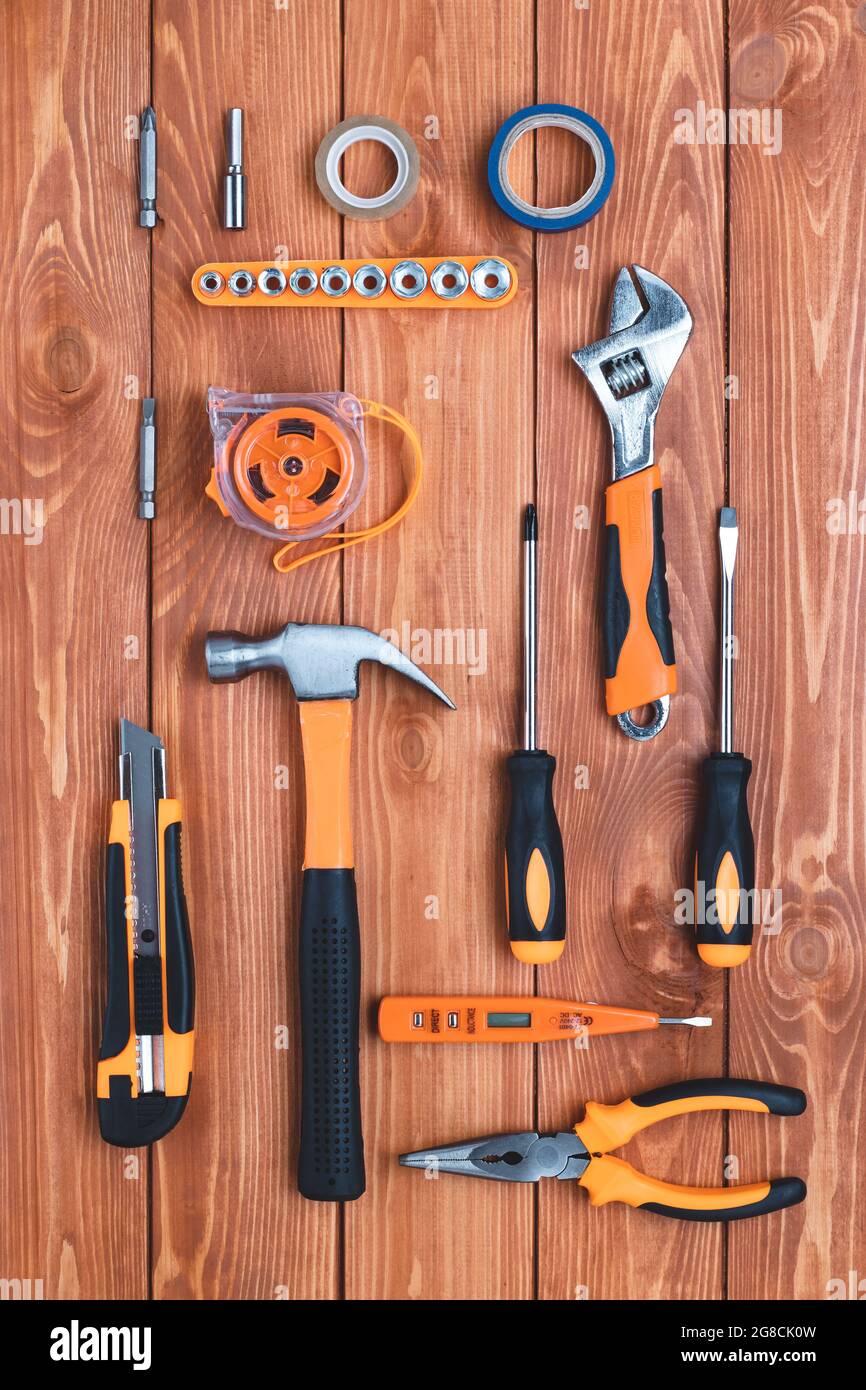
[149,0,342,1300]
[0,0,151,1299]
[727,0,866,1299]
[2,0,863,1304]
[535,0,727,1301]
[341,0,537,1301]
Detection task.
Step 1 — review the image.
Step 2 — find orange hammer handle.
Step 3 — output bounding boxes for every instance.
[299,700,354,869]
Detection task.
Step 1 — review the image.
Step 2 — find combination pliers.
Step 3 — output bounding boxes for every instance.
[400,1078,807,1221]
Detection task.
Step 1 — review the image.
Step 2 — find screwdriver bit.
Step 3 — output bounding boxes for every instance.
[139,106,157,228]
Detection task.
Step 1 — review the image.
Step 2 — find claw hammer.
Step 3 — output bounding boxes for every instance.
[205,621,454,1201]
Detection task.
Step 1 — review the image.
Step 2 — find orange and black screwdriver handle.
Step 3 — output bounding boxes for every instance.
[574,1078,806,1221]
[505,751,566,963]
[97,798,195,1147]
[694,753,755,967]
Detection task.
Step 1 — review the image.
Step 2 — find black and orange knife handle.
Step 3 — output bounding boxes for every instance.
[603,466,676,716]
[98,808,195,1147]
[505,750,566,964]
[297,868,365,1201]
[694,752,755,968]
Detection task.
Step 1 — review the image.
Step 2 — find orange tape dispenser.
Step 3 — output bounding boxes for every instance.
[205,388,423,574]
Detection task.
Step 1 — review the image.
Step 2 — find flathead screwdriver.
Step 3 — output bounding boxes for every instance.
[504,505,566,963]
[694,507,755,966]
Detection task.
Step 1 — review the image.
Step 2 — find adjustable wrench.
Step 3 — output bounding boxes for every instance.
[573,266,692,740]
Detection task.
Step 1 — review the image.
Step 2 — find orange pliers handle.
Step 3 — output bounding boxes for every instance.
[575,1078,806,1221]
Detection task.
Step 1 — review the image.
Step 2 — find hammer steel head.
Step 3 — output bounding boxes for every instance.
[205,621,456,708]
[572,265,692,480]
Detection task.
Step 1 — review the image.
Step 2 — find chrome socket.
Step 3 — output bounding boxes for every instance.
[353,263,388,298]
[227,269,256,296]
[257,266,287,296]
[389,260,428,299]
[289,266,318,296]
[321,265,352,297]
[199,270,225,297]
[470,258,512,300]
[431,260,469,299]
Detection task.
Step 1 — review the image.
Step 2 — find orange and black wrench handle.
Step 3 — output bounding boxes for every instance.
[575,1078,806,1221]
[603,464,676,719]
[96,799,195,1146]
[379,996,666,1043]
[694,752,755,968]
[296,700,365,1202]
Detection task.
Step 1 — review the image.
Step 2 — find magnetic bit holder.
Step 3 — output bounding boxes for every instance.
[224,107,246,230]
[487,103,615,232]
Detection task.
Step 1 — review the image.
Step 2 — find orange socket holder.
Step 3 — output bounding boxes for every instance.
[192,256,518,310]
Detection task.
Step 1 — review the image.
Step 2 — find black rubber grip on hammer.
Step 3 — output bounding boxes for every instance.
[297,868,365,1201]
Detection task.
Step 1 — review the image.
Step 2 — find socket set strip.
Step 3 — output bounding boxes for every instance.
[192,255,518,309]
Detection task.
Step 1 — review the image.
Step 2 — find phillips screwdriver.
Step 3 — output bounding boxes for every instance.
[694,507,755,966]
[504,505,566,963]
[378,994,710,1043]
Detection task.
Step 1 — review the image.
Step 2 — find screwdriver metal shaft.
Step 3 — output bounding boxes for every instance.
[659,1017,713,1027]
[719,506,738,753]
[523,503,537,750]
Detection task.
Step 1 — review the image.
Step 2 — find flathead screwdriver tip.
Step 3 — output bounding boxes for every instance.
[659,1016,713,1027]
[524,503,537,540]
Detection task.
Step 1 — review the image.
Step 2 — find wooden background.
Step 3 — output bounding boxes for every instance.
[1,0,864,1302]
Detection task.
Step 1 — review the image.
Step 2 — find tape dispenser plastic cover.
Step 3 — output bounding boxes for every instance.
[205,387,368,542]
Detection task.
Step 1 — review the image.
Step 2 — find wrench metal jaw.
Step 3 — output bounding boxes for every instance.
[572,265,692,481]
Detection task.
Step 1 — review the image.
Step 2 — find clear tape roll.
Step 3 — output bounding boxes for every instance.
[315,115,420,221]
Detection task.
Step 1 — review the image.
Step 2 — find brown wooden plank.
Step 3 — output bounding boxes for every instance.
[0,0,151,1298]
[150,0,342,1299]
[727,0,866,1299]
[341,0,537,1299]
[535,0,728,1298]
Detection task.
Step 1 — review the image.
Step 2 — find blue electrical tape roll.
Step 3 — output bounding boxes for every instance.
[487,103,615,232]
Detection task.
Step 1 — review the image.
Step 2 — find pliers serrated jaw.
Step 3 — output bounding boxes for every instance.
[399,1131,590,1182]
